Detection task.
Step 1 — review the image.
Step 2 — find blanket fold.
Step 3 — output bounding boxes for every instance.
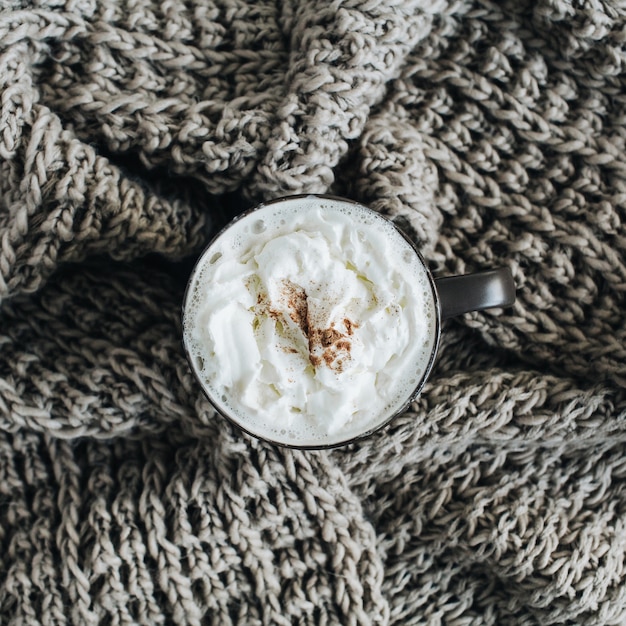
[1,0,626,624]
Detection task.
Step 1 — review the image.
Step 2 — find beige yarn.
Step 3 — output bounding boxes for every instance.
[1,0,626,624]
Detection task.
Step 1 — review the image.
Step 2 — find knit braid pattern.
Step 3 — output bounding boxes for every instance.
[2,0,626,624]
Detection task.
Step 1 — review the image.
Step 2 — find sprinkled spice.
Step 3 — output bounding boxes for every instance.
[250,278,360,372]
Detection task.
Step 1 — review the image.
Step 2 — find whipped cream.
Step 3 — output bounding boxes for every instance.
[183,196,438,446]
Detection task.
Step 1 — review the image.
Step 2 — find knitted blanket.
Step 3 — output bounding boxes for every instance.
[1,1,626,623]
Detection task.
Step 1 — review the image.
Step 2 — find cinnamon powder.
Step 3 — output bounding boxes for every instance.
[252,278,359,372]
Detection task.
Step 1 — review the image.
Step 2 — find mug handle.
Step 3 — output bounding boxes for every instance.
[434,267,516,320]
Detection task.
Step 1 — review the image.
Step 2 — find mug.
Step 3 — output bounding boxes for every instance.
[182,195,515,448]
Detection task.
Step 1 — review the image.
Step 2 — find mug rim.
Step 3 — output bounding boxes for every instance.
[181,193,442,449]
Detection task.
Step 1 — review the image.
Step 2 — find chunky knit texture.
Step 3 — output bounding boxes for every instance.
[2,1,626,624]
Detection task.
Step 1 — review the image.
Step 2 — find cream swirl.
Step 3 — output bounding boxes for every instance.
[183,196,437,446]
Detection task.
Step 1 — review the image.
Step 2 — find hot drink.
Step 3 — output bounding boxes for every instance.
[183,195,439,447]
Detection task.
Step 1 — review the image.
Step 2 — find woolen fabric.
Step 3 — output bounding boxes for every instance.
[1,1,626,624]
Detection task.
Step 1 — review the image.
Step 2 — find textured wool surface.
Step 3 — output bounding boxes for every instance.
[1,1,626,624]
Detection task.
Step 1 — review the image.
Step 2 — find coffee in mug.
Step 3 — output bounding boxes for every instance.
[182,195,515,448]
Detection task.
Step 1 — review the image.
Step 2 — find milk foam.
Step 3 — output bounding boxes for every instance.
[183,196,438,447]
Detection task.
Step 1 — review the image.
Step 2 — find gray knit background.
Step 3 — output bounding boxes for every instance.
[1,1,626,624]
